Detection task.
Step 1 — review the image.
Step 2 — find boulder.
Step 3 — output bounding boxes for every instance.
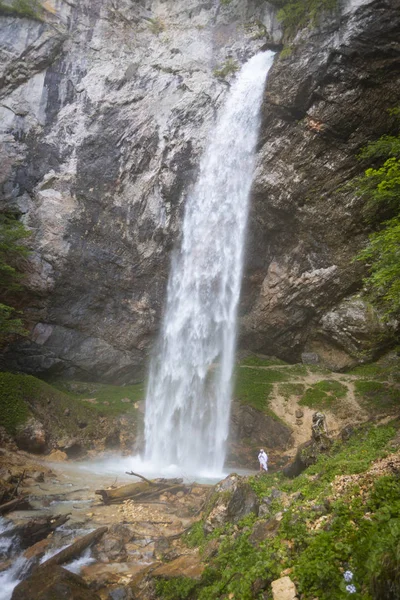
[15,418,47,453]
[11,565,100,600]
[151,554,204,581]
[204,475,259,533]
[271,576,298,600]
[249,516,281,546]
[44,449,68,462]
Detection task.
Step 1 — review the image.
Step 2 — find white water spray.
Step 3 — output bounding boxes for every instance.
[145,51,275,476]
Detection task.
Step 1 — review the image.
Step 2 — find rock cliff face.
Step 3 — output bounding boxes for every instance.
[0,0,399,381]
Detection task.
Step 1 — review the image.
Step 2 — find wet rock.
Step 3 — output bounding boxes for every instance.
[204,475,259,533]
[92,524,134,563]
[202,538,219,560]
[57,438,84,459]
[23,537,52,561]
[301,353,319,365]
[45,449,68,462]
[284,435,332,478]
[12,565,100,600]
[228,403,292,466]
[307,296,397,370]
[271,575,298,600]
[249,516,281,546]
[15,418,48,454]
[152,554,204,580]
[108,587,135,600]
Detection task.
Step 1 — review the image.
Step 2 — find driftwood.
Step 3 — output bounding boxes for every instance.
[125,471,155,485]
[5,513,70,549]
[95,478,188,505]
[0,496,32,515]
[39,526,108,569]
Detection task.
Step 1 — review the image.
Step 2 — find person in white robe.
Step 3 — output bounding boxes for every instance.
[258,448,268,472]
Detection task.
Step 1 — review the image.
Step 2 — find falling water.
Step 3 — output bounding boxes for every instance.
[145,51,275,476]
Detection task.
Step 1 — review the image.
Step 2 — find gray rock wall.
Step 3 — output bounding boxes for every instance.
[0,0,399,380]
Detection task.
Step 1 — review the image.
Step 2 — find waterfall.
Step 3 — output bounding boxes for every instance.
[144,51,275,476]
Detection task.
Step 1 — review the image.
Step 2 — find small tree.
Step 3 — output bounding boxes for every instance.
[0,213,30,337]
[355,113,400,321]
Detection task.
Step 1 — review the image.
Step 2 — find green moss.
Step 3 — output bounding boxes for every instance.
[0,371,31,433]
[213,58,239,79]
[269,0,339,39]
[0,0,42,20]
[299,380,348,410]
[147,17,165,34]
[279,45,293,59]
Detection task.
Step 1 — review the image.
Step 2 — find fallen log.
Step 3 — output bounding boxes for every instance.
[125,471,155,485]
[95,481,153,504]
[0,496,32,515]
[39,526,108,569]
[4,513,70,549]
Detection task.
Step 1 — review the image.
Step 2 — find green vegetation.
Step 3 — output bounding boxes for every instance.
[279,45,293,59]
[240,355,287,367]
[156,578,199,600]
[0,0,42,20]
[269,0,338,38]
[278,382,305,399]
[53,380,145,416]
[0,373,96,435]
[0,372,31,434]
[354,111,400,321]
[213,58,239,79]
[0,213,30,338]
[160,424,399,600]
[234,366,288,412]
[299,379,348,410]
[355,380,399,413]
[147,17,165,34]
[348,358,400,383]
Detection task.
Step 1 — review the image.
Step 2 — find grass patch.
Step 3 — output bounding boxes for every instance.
[0,372,105,438]
[234,367,289,412]
[299,380,347,410]
[240,355,287,367]
[277,383,305,400]
[355,380,399,412]
[52,380,145,416]
[282,364,309,377]
[348,359,400,383]
[0,372,31,434]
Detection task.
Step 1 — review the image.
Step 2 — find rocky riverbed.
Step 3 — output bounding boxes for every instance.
[0,449,216,599]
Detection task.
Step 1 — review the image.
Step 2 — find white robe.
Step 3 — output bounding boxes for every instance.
[258,450,268,471]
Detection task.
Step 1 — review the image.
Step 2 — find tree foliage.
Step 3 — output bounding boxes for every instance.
[0,213,30,337]
[355,114,400,321]
[269,0,338,38]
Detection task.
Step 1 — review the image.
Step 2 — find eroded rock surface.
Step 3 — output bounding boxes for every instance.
[1,0,399,379]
